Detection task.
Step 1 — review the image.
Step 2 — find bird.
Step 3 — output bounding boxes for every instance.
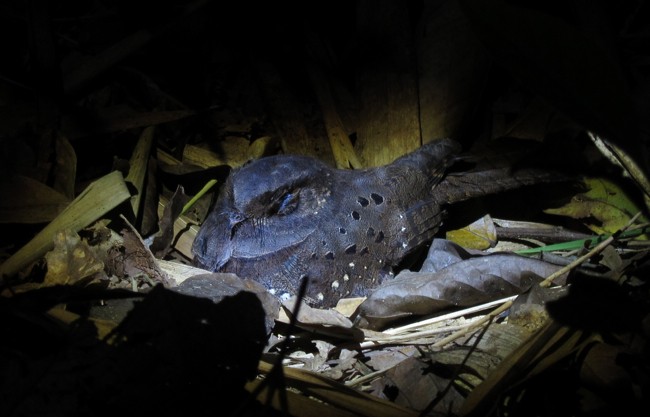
[192,138,556,308]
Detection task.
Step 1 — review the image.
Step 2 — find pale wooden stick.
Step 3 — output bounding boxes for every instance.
[431,300,513,348]
[383,295,518,335]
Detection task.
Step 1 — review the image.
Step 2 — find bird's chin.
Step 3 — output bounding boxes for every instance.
[191,247,229,272]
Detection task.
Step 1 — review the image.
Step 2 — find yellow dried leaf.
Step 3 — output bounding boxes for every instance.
[545,177,648,234]
[446,215,497,249]
[44,230,104,285]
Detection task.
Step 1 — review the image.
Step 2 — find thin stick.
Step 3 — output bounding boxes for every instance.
[431,300,513,348]
[360,320,482,347]
[383,295,518,335]
[347,300,514,387]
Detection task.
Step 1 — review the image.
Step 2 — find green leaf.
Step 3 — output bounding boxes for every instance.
[545,177,647,234]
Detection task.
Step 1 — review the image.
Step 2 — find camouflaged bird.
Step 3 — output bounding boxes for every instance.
[192,138,552,307]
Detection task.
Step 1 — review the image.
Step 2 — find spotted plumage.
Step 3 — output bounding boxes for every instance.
[192,139,461,307]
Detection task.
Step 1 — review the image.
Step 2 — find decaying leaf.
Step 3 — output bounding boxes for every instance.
[44,229,104,285]
[105,218,172,288]
[357,239,567,329]
[369,356,466,413]
[508,284,567,332]
[364,345,420,372]
[150,185,190,259]
[280,297,365,341]
[364,320,536,415]
[545,177,648,233]
[446,214,497,250]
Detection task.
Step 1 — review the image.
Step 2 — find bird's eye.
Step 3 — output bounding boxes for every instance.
[274,191,299,215]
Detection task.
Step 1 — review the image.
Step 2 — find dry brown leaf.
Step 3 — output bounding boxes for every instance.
[281,297,365,341]
[369,356,465,413]
[44,229,104,286]
[358,239,567,329]
[150,185,190,259]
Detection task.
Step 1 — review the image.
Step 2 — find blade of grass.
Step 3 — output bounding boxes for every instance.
[515,224,650,255]
[181,179,217,216]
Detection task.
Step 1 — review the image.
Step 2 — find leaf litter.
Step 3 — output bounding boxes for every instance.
[2,1,650,415]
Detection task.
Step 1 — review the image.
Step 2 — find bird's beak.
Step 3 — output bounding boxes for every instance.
[228,211,246,240]
[192,209,242,271]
